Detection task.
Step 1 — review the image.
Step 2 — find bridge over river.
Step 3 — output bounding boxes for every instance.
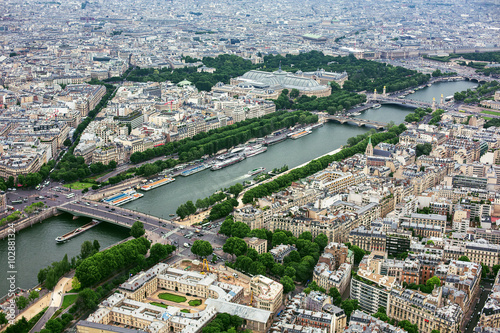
[325,115,388,129]
[58,200,175,232]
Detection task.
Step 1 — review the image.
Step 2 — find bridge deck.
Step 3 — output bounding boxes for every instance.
[325,116,387,128]
[58,201,173,230]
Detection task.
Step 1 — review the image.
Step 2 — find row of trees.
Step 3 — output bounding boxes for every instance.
[201,313,247,333]
[404,107,433,123]
[221,217,329,286]
[130,110,318,165]
[38,240,101,290]
[242,124,406,204]
[75,237,151,287]
[273,89,366,114]
[454,80,499,104]
[50,155,117,184]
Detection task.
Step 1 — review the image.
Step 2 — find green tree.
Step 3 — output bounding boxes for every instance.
[63,138,72,147]
[299,231,312,242]
[280,276,295,293]
[398,320,419,333]
[290,89,300,98]
[314,234,329,251]
[258,252,275,270]
[341,299,359,319]
[351,245,366,264]
[426,276,441,290]
[0,312,7,325]
[130,221,145,238]
[77,288,99,311]
[15,296,29,310]
[220,216,234,236]
[493,264,500,277]
[28,290,39,302]
[80,240,94,259]
[191,240,213,257]
[328,287,342,306]
[481,263,490,278]
[223,237,248,257]
[284,266,296,280]
[231,222,250,238]
[93,239,100,253]
[272,231,288,247]
[45,319,63,333]
[458,255,470,262]
[72,277,81,291]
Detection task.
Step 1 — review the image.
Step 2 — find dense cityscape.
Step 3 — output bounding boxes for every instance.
[1,0,500,333]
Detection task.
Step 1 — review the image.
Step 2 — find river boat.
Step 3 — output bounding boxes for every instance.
[445,95,454,101]
[211,154,245,170]
[289,128,312,140]
[248,167,266,176]
[103,189,144,206]
[372,104,382,109]
[56,220,100,243]
[180,164,210,177]
[351,112,361,116]
[243,144,267,158]
[140,177,175,191]
[263,133,287,146]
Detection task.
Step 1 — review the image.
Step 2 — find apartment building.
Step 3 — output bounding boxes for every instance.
[348,226,386,253]
[313,262,351,295]
[345,310,407,333]
[243,237,268,254]
[350,268,398,314]
[250,275,283,314]
[388,288,462,333]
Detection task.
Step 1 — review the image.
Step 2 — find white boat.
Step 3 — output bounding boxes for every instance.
[372,104,381,109]
[243,144,267,158]
[248,167,266,176]
[140,177,175,191]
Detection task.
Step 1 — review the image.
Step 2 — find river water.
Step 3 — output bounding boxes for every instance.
[0,80,477,296]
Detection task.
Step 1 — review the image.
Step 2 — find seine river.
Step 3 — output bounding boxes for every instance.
[0,80,477,296]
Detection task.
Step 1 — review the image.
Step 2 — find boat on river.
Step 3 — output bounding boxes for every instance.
[56,220,100,243]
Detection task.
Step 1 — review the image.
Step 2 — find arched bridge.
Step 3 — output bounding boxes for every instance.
[378,97,433,109]
[325,116,387,129]
[58,201,173,230]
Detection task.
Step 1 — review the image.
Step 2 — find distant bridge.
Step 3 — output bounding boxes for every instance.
[325,116,387,129]
[378,97,433,109]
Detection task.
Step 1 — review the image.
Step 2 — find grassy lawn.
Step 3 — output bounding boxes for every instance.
[481,110,500,116]
[188,299,202,307]
[63,182,95,190]
[150,302,168,308]
[158,293,187,303]
[180,309,190,313]
[61,294,78,309]
[484,117,493,120]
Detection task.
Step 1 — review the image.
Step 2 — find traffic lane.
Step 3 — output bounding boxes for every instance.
[465,280,493,333]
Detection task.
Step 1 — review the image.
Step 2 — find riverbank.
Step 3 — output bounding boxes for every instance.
[0,207,60,240]
[236,147,342,207]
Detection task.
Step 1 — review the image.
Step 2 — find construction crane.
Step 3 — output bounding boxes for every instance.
[202,259,210,273]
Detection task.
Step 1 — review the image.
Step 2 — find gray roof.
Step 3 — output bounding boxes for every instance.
[77,320,147,333]
[205,299,272,323]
